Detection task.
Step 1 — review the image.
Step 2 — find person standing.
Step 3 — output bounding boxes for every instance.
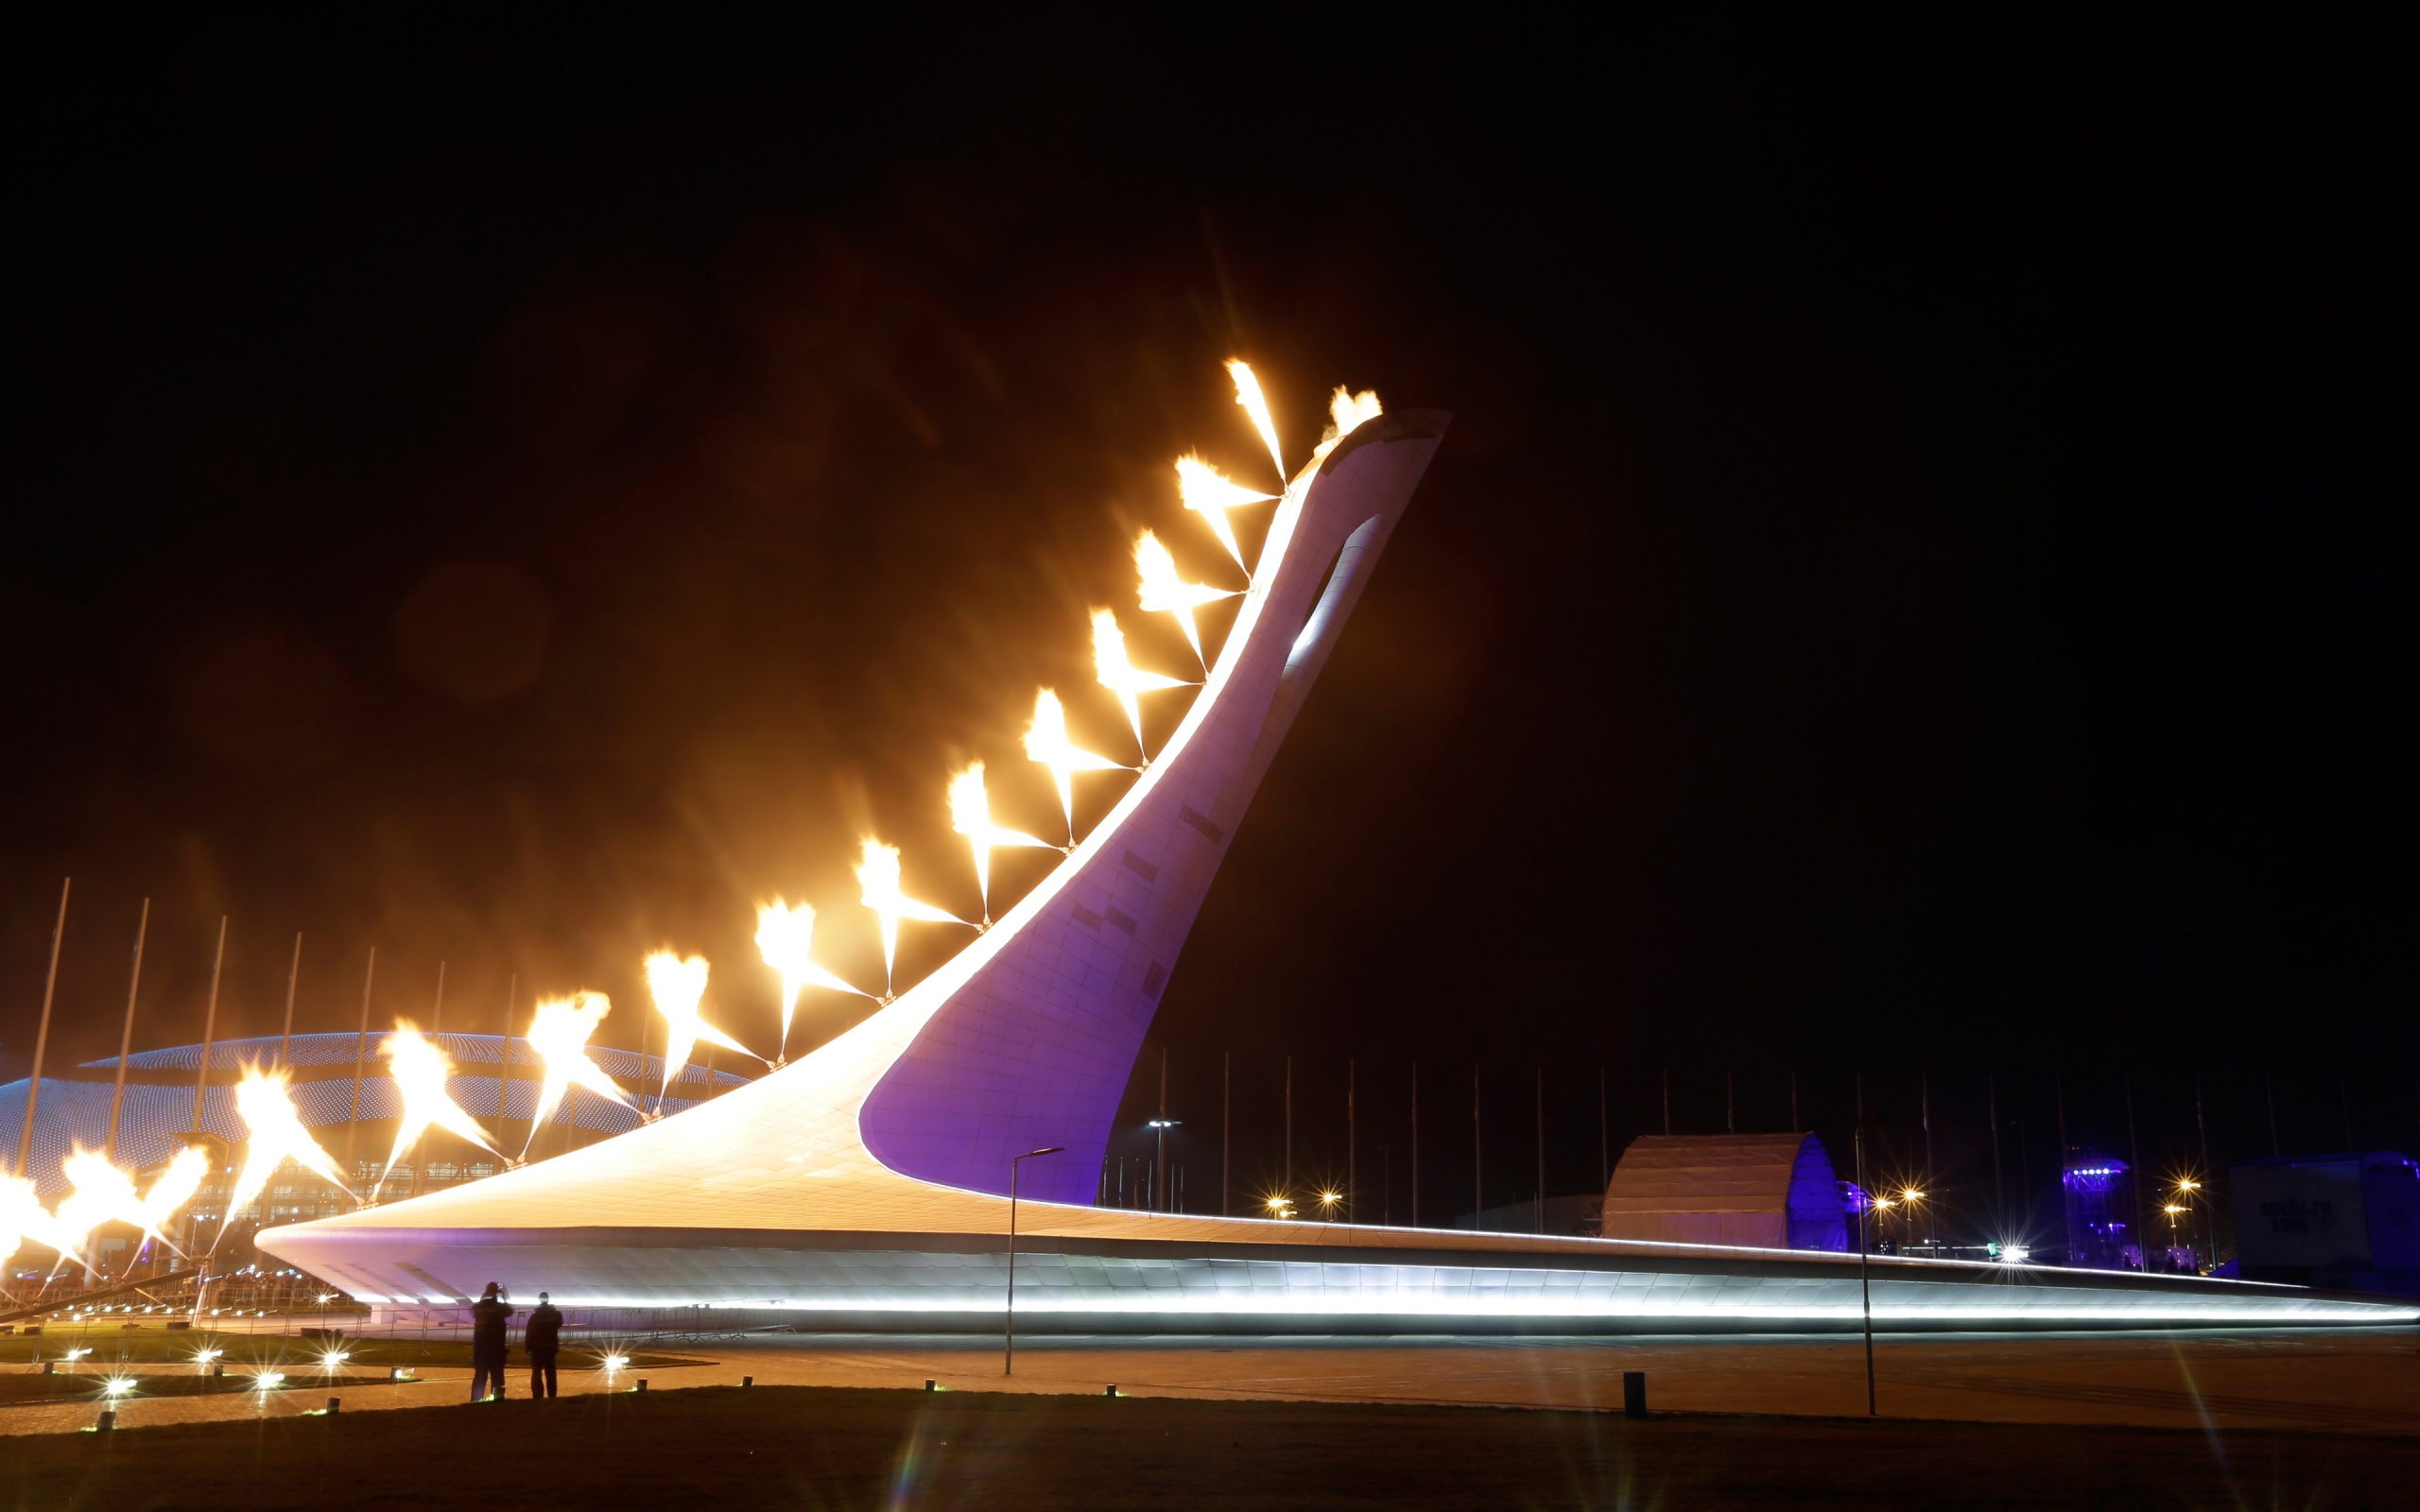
[469,1281,510,1401]
[526,1290,563,1400]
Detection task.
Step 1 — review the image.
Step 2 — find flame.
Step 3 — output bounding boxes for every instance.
[1135,529,1236,667]
[947,763,1052,919]
[51,1144,209,1265]
[374,1024,503,1199]
[644,952,760,1108]
[755,900,874,1057]
[223,1065,353,1233]
[1023,688,1126,841]
[1226,359,1287,486]
[1174,455,1276,572]
[0,1171,84,1265]
[1090,609,1187,755]
[1324,387,1382,443]
[520,991,632,1152]
[855,839,970,995]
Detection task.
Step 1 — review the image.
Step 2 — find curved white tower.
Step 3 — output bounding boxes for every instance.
[261,408,2414,1334]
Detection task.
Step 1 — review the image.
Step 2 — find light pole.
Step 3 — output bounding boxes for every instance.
[1148,1120,1180,1212]
[1854,1118,1881,1418]
[2174,1177,2204,1272]
[1004,1145,1064,1377]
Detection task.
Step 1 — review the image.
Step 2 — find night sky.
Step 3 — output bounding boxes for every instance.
[7,15,2409,1233]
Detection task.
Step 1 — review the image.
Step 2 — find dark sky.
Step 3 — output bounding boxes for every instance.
[6,14,2410,1228]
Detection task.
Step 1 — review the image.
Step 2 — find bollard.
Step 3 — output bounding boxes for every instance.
[635,1379,648,1393]
[1104,1384,1117,1398]
[389,1367,403,1382]
[43,1361,55,1376]
[212,1365,225,1379]
[95,1408,115,1433]
[742,1375,753,1388]
[326,1397,341,1414]
[1622,1370,1647,1419]
[925,1379,937,1392]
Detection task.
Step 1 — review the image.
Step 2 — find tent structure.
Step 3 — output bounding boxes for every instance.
[1600,1133,1848,1251]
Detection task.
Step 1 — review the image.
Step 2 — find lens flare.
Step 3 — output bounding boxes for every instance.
[755,900,873,1059]
[1225,358,1287,487]
[223,1065,354,1237]
[1023,688,1127,843]
[856,840,972,997]
[643,953,760,1110]
[519,992,632,1156]
[1090,609,1188,757]
[375,1025,503,1199]
[947,763,1052,921]
[1134,529,1236,669]
[1174,455,1276,572]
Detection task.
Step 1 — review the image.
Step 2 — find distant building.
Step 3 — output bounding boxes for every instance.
[2231,1152,2420,1296]
[1452,1195,1604,1237]
[1599,1133,1848,1251]
[2061,1151,2137,1270]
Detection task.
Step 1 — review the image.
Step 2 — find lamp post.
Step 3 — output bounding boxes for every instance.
[2173,1177,2204,1272]
[1004,1145,1064,1377]
[1147,1119,1180,1212]
[1854,1118,1881,1418]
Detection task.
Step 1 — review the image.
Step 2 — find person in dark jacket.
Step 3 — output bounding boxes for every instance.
[469,1282,510,1401]
[526,1291,563,1400]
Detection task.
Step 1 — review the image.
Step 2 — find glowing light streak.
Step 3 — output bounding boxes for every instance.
[102,1375,135,1397]
[1134,529,1236,669]
[600,1353,629,1374]
[251,1371,285,1392]
[856,841,972,997]
[374,1026,503,1200]
[947,764,1051,922]
[755,900,873,1059]
[643,953,760,1111]
[1174,455,1275,572]
[1225,359,1287,487]
[1090,609,1187,757]
[518,992,632,1158]
[1022,689,1126,843]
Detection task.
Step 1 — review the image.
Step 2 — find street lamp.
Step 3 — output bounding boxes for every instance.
[1852,1117,1883,1418]
[1147,1118,1181,1212]
[1004,1146,1064,1378]
[1900,1188,1927,1254]
[2172,1177,2204,1273]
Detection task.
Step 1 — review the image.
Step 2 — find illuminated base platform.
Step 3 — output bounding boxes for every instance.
[315,1214,2416,1334]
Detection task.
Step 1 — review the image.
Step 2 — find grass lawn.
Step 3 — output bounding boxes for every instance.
[11,1383,2415,1509]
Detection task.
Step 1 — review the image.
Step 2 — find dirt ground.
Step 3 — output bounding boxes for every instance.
[11,1381,2418,1511]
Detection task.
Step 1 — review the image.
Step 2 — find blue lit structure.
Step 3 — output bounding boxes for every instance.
[2061,1151,2136,1270]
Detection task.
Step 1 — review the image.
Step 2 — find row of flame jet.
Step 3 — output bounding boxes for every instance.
[0,362,1381,1280]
